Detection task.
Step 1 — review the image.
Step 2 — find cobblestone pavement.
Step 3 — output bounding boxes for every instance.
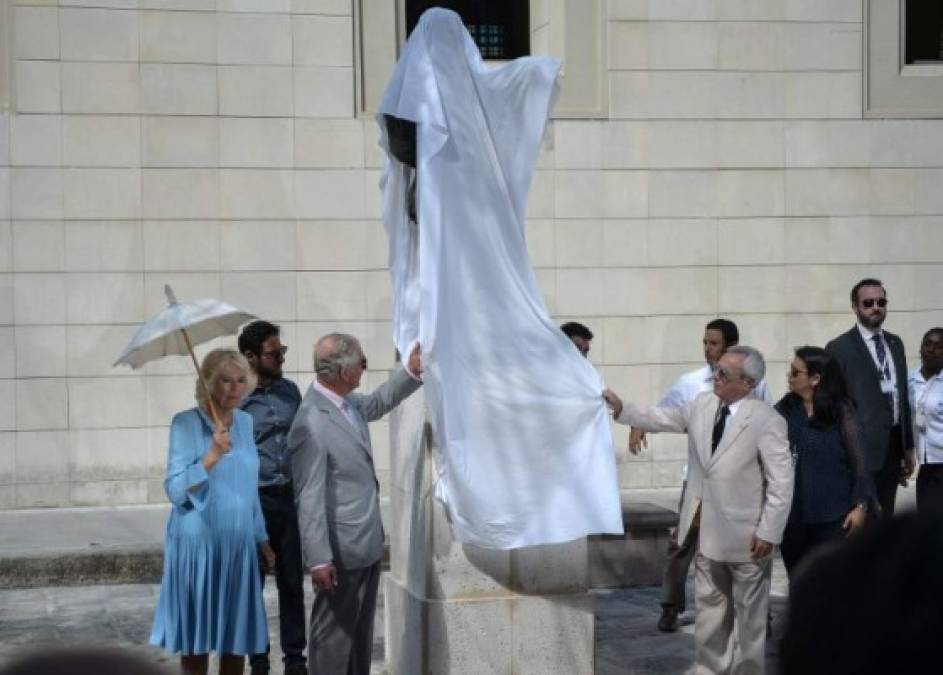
[0,562,788,675]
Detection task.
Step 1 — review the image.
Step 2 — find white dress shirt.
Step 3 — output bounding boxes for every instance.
[909,367,943,464]
[856,322,900,424]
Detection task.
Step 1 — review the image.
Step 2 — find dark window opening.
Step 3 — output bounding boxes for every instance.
[405,1,530,60]
[905,0,943,63]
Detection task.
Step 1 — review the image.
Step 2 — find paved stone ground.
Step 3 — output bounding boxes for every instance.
[0,559,788,675]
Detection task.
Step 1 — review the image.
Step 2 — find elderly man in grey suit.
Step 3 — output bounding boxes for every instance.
[289,333,422,675]
[604,346,793,675]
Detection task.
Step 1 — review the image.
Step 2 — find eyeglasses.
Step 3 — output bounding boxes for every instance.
[714,367,742,383]
[788,368,808,378]
[261,346,288,360]
[861,298,887,308]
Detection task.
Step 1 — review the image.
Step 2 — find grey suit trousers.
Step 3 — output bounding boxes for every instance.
[308,561,381,675]
[693,553,771,675]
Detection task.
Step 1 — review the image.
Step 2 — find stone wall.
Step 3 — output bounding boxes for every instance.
[1,0,942,508]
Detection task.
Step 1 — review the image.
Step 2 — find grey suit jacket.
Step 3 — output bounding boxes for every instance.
[826,326,913,471]
[618,392,793,563]
[289,366,421,570]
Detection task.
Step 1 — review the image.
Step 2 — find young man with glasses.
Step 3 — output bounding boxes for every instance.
[826,278,915,518]
[238,320,306,675]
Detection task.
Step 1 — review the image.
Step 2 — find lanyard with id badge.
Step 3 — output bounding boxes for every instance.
[874,335,896,407]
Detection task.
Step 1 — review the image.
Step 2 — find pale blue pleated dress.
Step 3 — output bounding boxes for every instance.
[149,407,269,656]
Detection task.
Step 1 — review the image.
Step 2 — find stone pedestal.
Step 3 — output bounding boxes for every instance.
[588,501,676,588]
[384,391,596,675]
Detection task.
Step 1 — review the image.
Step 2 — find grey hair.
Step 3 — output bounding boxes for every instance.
[726,345,765,385]
[314,333,363,379]
[195,348,254,407]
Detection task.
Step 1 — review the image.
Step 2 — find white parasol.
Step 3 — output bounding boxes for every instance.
[114,285,256,425]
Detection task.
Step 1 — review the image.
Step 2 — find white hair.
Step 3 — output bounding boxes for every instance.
[313,333,363,380]
[726,345,765,385]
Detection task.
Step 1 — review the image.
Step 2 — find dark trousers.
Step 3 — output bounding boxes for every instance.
[661,482,698,612]
[308,560,381,675]
[780,518,845,577]
[917,463,943,516]
[250,485,307,670]
[873,426,904,518]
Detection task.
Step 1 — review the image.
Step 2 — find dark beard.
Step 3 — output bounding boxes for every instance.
[859,313,885,329]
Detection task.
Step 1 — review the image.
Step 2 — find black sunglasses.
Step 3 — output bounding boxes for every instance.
[861,298,887,308]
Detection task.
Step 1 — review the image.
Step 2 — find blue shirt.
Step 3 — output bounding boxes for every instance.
[241,377,302,487]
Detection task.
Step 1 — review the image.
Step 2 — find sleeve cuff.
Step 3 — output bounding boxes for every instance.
[184,461,210,510]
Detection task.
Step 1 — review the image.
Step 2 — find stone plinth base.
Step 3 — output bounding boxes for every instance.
[385,391,596,675]
[384,576,594,675]
[588,500,676,588]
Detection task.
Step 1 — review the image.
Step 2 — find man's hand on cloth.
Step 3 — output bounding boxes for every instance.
[407,342,423,379]
[602,388,623,419]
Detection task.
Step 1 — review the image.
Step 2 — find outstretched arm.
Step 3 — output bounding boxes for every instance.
[603,389,689,433]
[350,343,423,423]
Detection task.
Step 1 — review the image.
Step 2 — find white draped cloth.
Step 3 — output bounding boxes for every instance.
[378,8,623,549]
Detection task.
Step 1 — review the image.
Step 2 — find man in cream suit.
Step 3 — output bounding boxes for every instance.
[604,346,793,675]
[289,333,421,675]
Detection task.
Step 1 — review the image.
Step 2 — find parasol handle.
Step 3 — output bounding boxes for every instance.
[164,283,222,428]
[179,325,223,429]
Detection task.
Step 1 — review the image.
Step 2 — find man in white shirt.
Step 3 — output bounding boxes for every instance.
[629,319,772,632]
[909,327,943,515]
[826,279,915,518]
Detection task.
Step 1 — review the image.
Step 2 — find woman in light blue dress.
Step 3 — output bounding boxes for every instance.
[150,348,276,675]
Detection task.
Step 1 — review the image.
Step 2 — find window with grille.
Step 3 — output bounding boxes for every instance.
[405,1,529,60]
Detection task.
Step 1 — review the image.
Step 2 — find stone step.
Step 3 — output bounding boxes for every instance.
[0,543,392,590]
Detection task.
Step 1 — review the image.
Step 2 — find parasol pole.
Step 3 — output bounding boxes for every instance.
[165,285,223,428]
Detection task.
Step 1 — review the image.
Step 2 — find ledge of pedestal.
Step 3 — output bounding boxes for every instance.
[385,575,594,675]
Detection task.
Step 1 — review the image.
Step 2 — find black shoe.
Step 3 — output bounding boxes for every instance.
[657,606,680,632]
[284,661,307,675]
[249,664,269,675]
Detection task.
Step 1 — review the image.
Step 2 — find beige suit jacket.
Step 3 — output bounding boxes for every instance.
[618,391,793,563]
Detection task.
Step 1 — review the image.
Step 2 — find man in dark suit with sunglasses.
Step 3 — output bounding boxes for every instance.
[826,278,915,517]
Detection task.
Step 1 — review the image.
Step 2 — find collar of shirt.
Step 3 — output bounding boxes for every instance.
[856,321,883,342]
[312,379,347,412]
[909,367,943,386]
[245,376,297,402]
[725,398,743,418]
[699,364,714,385]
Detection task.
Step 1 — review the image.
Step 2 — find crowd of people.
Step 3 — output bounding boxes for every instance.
[141,276,943,675]
[601,276,943,675]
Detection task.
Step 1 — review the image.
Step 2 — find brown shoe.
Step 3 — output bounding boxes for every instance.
[657,606,680,632]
